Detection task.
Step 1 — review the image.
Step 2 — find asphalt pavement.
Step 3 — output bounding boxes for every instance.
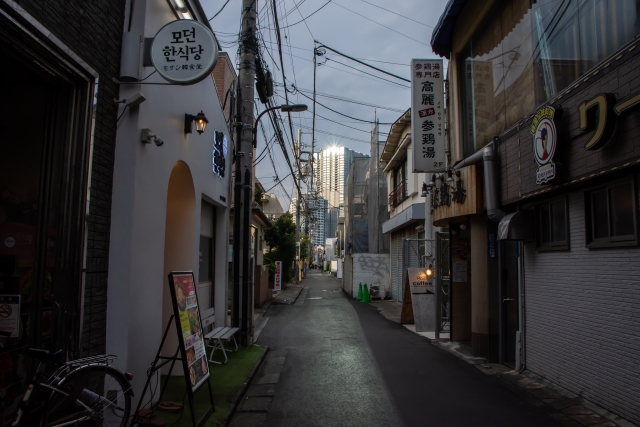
[253,269,567,427]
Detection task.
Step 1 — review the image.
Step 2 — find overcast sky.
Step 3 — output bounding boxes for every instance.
[201,0,449,210]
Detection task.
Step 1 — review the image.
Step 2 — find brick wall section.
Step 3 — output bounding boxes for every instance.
[498,43,640,205]
[15,0,127,356]
[524,191,640,425]
[212,52,237,123]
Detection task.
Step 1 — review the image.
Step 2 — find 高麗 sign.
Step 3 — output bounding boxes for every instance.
[151,20,218,84]
[411,59,445,173]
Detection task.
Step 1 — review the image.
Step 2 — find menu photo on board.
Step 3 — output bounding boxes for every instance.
[169,272,210,392]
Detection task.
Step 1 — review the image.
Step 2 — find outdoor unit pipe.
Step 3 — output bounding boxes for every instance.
[453,141,505,223]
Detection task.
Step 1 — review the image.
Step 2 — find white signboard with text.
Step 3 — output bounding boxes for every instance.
[411,59,445,172]
[151,20,218,85]
[274,261,282,291]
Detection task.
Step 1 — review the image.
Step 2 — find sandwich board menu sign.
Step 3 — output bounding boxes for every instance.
[168,271,210,392]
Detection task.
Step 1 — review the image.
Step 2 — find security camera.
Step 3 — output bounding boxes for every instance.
[114,92,146,108]
[141,128,164,147]
[126,92,146,108]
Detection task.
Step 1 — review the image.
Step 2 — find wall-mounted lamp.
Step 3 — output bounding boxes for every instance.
[141,128,164,146]
[446,169,454,183]
[185,111,208,135]
[427,174,436,190]
[426,264,434,277]
[421,182,428,197]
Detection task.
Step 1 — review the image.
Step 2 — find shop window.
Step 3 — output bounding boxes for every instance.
[536,197,569,250]
[458,0,640,157]
[585,180,638,248]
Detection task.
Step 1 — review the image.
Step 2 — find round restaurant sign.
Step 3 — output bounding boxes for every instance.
[530,105,558,184]
[151,20,218,85]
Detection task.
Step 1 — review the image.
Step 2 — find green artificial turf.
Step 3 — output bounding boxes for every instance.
[146,345,266,427]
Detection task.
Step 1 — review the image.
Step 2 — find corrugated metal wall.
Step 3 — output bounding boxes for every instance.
[524,191,640,425]
[390,228,419,301]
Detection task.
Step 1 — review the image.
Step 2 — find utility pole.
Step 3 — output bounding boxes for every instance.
[233,0,257,348]
[295,129,301,283]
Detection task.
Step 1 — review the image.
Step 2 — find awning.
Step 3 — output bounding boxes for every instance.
[382,203,425,234]
[497,211,533,241]
[431,0,469,59]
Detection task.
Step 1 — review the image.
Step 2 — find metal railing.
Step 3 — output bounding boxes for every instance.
[388,180,407,208]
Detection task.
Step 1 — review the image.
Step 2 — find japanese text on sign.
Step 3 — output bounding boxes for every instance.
[411,59,445,172]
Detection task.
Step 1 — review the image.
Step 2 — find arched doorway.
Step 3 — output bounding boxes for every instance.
[162,161,196,374]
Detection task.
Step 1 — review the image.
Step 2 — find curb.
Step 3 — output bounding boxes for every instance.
[221,346,270,427]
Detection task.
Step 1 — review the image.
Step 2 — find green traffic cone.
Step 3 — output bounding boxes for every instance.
[363,284,370,303]
[357,283,363,300]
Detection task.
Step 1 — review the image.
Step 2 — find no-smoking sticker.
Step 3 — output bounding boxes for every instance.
[0,304,12,318]
[0,295,20,337]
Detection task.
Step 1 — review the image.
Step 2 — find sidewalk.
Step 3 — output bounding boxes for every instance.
[271,284,304,305]
[367,299,629,427]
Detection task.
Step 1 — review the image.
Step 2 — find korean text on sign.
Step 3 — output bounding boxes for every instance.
[411,59,445,172]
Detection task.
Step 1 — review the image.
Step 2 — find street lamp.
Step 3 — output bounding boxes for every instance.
[253,104,308,147]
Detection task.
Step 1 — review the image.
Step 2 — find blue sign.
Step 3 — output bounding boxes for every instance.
[488,233,496,259]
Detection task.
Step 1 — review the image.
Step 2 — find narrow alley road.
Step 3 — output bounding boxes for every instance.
[253,270,566,427]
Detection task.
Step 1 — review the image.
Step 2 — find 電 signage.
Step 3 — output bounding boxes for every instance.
[531,106,559,185]
[411,59,445,173]
[151,20,218,84]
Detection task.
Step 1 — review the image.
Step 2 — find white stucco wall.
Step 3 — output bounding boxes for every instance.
[106,0,232,398]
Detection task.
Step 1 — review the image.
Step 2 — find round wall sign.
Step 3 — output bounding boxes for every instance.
[530,105,558,185]
[151,20,218,85]
[533,117,556,165]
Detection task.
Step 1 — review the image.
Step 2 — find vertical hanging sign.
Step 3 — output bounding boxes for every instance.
[274,261,282,291]
[411,59,445,172]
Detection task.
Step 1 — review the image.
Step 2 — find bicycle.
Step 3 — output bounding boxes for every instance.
[9,345,134,427]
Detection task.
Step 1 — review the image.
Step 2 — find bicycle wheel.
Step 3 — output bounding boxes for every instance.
[41,365,132,427]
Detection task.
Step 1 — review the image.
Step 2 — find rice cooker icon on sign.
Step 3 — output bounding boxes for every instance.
[531,105,559,185]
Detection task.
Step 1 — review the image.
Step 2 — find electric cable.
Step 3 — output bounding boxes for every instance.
[325,57,410,87]
[358,0,434,28]
[291,85,405,113]
[315,42,410,83]
[269,0,332,30]
[330,2,429,47]
[116,105,129,123]
[209,0,231,21]
[291,89,395,124]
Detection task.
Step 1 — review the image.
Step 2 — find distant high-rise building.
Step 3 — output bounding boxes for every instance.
[314,146,368,239]
[289,194,328,247]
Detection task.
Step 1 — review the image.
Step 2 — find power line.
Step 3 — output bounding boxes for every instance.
[331,2,430,47]
[325,57,410,87]
[358,0,435,28]
[291,88,396,124]
[268,0,332,30]
[315,42,410,82]
[295,123,372,143]
[293,87,405,112]
[209,0,231,21]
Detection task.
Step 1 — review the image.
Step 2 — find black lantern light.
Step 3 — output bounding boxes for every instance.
[185,110,209,135]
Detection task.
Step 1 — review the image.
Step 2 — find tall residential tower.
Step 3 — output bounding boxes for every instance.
[314,146,368,239]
